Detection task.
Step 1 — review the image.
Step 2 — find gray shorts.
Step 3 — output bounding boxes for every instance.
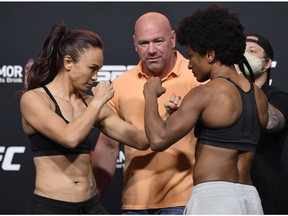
[184,181,263,215]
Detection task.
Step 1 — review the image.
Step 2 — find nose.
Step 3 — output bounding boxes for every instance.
[147,42,156,54]
[92,73,98,82]
[188,61,192,70]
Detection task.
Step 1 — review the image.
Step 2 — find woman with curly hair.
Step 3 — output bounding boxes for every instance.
[143,5,267,214]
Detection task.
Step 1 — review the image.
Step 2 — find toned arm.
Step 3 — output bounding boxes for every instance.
[143,77,203,151]
[97,104,149,150]
[20,89,108,148]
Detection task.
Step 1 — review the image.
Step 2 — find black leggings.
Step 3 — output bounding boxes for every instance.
[26,193,109,214]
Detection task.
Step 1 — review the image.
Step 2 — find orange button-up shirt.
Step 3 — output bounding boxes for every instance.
[108,51,201,210]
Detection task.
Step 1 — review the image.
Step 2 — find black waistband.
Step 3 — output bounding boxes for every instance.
[31,193,99,207]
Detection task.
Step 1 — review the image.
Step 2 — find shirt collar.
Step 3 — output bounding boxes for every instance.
[137,50,181,81]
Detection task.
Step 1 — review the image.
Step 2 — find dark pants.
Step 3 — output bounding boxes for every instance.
[122,206,185,215]
[26,193,109,214]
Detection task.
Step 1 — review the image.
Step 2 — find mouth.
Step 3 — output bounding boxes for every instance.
[86,83,93,88]
[146,56,160,62]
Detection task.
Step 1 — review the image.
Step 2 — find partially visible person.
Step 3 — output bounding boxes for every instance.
[92,12,202,214]
[24,58,34,89]
[20,21,149,214]
[17,58,34,96]
[241,33,288,214]
[143,5,268,214]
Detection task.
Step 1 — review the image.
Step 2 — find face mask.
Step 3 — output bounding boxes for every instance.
[243,51,266,76]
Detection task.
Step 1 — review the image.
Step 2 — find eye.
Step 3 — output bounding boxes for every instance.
[138,41,149,47]
[185,52,192,58]
[90,66,101,73]
[247,47,257,54]
[155,39,164,45]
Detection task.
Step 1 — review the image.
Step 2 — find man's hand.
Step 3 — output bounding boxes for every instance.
[164,94,181,115]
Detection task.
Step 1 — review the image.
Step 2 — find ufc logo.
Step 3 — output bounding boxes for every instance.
[0,146,25,171]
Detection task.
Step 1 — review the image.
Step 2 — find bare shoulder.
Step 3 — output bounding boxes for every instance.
[254,83,268,107]
[20,88,55,135]
[182,81,216,110]
[254,83,267,99]
[187,79,220,100]
[20,88,51,106]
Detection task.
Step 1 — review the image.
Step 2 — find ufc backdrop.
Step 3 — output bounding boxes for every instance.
[1,1,288,214]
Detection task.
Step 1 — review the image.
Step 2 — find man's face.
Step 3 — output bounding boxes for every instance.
[246,36,272,75]
[133,21,176,76]
[246,36,266,59]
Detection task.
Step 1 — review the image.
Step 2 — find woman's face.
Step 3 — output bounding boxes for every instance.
[186,46,210,82]
[70,47,103,91]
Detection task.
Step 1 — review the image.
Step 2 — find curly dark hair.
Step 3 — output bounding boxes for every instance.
[176,5,246,66]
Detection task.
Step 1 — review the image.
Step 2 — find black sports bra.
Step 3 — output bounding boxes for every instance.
[194,76,263,152]
[29,86,98,157]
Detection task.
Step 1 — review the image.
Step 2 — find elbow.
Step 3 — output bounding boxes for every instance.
[136,144,150,151]
[149,140,168,152]
[151,146,167,152]
[61,134,82,149]
[62,140,78,149]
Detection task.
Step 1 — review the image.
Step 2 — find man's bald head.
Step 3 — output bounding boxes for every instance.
[133,12,176,78]
[134,12,172,36]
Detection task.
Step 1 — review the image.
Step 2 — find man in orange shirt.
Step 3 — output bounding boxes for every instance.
[92,12,202,214]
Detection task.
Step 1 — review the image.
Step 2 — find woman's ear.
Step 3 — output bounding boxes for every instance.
[206,50,215,63]
[63,55,73,71]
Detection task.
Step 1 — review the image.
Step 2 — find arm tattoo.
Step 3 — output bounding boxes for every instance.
[266,103,285,132]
